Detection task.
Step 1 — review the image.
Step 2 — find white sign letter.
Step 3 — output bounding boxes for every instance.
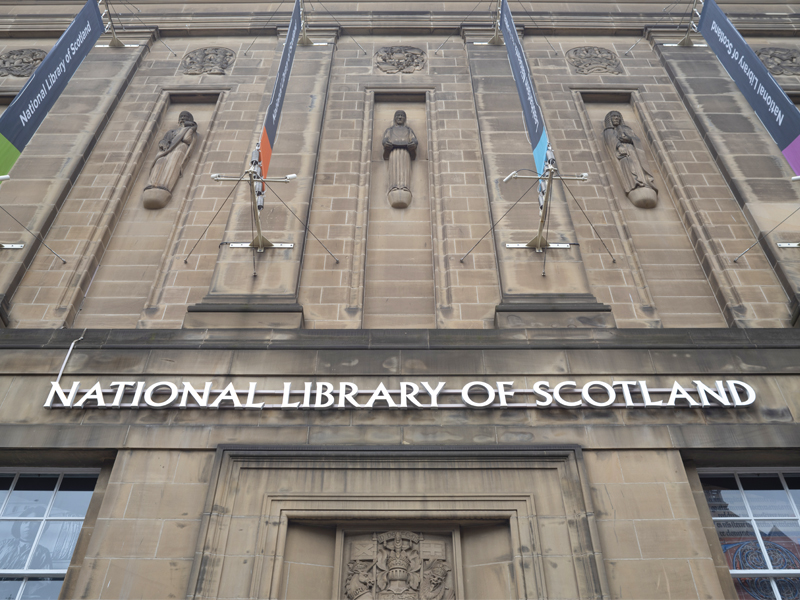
[554,381,581,407]
[461,381,495,407]
[44,381,80,408]
[727,380,756,406]
[421,382,445,408]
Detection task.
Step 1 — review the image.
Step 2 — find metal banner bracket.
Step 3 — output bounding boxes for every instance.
[0,243,24,249]
[777,242,800,248]
[229,242,294,251]
[506,243,571,252]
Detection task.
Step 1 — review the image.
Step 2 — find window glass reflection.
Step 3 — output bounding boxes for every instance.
[740,476,794,518]
[702,476,748,518]
[734,578,776,600]
[0,478,12,514]
[2,477,57,518]
[19,579,63,600]
[755,521,800,570]
[775,578,800,600]
[33,522,80,571]
[0,579,22,600]
[785,476,800,514]
[715,520,766,570]
[0,521,43,570]
[49,477,95,518]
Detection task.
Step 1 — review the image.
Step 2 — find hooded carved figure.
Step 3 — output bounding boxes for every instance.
[142,111,198,210]
[382,110,418,209]
[603,110,658,208]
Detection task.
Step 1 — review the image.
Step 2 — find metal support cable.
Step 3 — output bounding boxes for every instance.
[0,205,66,264]
[114,0,176,55]
[183,173,247,263]
[315,0,367,54]
[733,205,800,263]
[264,183,340,263]
[516,1,557,55]
[243,0,285,56]
[559,176,616,264]
[459,179,538,263]
[434,0,487,55]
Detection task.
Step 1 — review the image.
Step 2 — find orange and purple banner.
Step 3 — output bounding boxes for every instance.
[259,0,301,172]
[0,0,103,176]
[699,0,800,175]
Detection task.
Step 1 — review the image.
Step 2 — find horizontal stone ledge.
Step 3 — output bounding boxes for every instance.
[495,302,612,313]
[187,303,303,313]
[2,327,800,351]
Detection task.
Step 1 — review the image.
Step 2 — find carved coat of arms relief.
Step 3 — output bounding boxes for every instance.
[344,531,454,600]
[375,46,427,74]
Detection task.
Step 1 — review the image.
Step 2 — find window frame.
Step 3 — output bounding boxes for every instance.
[698,468,800,600]
[0,468,100,600]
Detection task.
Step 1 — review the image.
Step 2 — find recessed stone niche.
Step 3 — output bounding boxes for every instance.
[186,445,608,600]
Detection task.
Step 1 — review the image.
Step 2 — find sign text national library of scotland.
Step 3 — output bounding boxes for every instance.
[45,379,757,410]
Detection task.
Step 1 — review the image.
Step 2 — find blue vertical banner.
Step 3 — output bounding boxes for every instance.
[498,0,549,173]
[0,0,103,175]
[699,0,800,175]
[259,0,301,173]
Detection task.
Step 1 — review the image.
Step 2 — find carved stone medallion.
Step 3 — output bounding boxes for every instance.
[756,47,800,76]
[375,47,426,74]
[565,46,623,75]
[343,531,454,600]
[0,49,46,77]
[181,47,235,75]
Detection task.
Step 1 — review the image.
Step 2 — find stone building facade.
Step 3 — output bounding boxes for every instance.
[0,1,799,599]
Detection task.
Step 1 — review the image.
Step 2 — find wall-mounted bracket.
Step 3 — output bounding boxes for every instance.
[0,243,24,249]
[506,243,571,252]
[777,243,800,248]
[230,242,293,250]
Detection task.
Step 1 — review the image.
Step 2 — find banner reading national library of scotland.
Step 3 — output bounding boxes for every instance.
[259,0,301,172]
[498,0,549,174]
[0,0,103,176]
[699,0,800,175]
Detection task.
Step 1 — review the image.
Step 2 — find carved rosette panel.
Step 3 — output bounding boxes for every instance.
[344,531,454,600]
[375,47,426,74]
[566,46,623,75]
[756,47,800,76]
[0,49,46,77]
[181,47,235,75]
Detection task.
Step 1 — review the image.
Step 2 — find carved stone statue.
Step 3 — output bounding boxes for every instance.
[603,111,658,209]
[382,110,418,209]
[142,111,198,210]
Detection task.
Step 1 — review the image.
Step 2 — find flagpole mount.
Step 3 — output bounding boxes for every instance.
[211,164,297,252]
[298,0,313,46]
[502,150,588,253]
[488,0,504,45]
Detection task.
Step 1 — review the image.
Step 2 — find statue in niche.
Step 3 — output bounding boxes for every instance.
[142,111,198,210]
[603,110,658,208]
[382,110,418,209]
